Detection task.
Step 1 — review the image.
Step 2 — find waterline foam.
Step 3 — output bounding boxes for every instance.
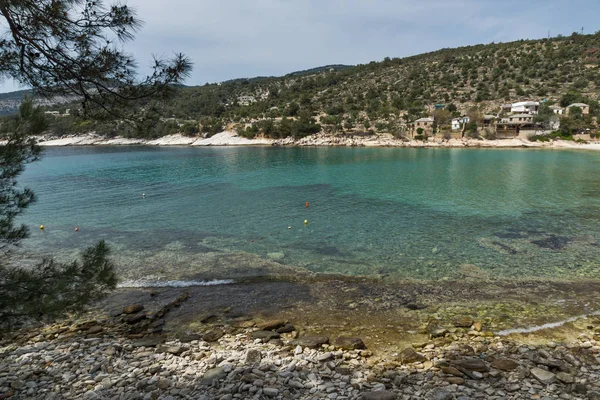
[496,310,600,336]
[117,279,234,288]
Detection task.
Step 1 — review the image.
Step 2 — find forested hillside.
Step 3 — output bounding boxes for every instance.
[7,32,600,139]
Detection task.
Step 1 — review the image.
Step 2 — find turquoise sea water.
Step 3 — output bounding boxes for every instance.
[16,146,600,281]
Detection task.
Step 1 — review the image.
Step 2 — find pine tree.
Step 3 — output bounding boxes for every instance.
[0,101,118,327]
[0,0,192,117]
[0,1,192,327]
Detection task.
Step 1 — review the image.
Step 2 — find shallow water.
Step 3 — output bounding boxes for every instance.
[16,146,600,281]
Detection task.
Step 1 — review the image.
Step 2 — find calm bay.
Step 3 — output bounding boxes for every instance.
[17,146,600,283]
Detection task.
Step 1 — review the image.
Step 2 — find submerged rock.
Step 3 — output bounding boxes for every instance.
[291,336,329,348]
[178,333,202,342]
[267,252,285,260]
[276,323,295,333]
[251,330,280,340]
[123,304,144,314]
[257,320,286,330]
[531,235,571,250]
[199,313,218,323]
[335,336,366,350]
[454,316,474,328]
[399,348,426,364]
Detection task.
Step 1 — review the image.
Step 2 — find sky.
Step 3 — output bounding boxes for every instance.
[2,0,600,93]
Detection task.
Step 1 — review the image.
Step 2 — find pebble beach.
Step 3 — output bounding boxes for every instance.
[1,305,599,400]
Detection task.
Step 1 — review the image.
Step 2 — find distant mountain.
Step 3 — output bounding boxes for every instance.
[219,65,353,85]
[0,89,31,115]
[0,89,77,116]
[0,89,33,100]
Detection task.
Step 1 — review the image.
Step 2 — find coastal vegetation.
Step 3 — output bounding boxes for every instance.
[0,0,190,327]
[17,31,600,140]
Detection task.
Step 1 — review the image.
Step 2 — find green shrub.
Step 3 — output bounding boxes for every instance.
[529,135,550,142]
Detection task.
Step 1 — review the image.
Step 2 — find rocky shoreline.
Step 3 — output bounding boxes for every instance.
[1,297,599,400]
[33,132,600,151]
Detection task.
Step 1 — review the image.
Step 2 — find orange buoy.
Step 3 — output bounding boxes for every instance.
[75,227,79,232]
[305,201,309,208]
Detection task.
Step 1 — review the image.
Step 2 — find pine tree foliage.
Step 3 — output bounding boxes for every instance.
[0,241,117,324]
[0,0,191,327]
[0,101,118,328]
[0,0,192,117]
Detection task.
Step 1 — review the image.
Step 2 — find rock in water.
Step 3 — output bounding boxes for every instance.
[86,325,103,334]
[199,313,218,323]
[530,367,556,384]
[291,336,329,348]
[251,331,280,340]
[334,336,366,350]
[398,348,426,364]
[125,314,146,324]
[454,316,474,328]
[178,333,202,343]
[257,320,286,330]
[123,304,144,314]
[276,324,295,333]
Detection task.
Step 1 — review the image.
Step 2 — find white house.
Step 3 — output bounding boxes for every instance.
[451,116,470,130]
[501,114,534,124]
[510,101,539,115]
[566,103,590,115]
[549,105,564,115]
[410,117,434,135]
[451,119,461,130]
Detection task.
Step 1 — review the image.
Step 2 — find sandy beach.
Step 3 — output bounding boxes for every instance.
[34,131,600,151]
